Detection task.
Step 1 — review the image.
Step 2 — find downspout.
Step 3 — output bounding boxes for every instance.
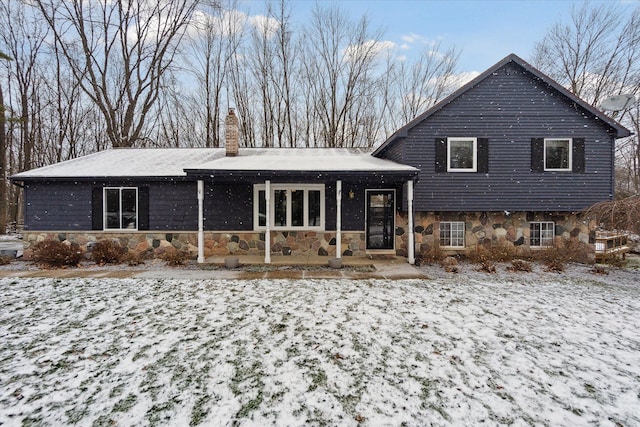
[265,180,271,263]
[336,180,342,259]
[407,179,415,265]
[197,180,204,263]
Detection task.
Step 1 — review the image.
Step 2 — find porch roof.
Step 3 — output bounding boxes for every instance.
[185,148,418,178]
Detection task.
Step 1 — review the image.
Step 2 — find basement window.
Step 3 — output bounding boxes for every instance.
[440,221,465,248]
[530,221,555,248]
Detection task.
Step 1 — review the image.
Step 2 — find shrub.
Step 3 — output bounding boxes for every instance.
[0,256,11,266]
[544,258,565,273]
[91,240,126,265]
[161,249,191,266]
[123,251,145,267]
[507,259,533,272]
[590,265,609,275]
[477,260,497,273]
[440,256,459,273]
[418,245,446,265]
[31,239,82,267]
[469,243,516,263]
[599,253,627,268]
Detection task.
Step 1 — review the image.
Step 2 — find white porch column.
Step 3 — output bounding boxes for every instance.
[336,180,342,259]
[197,180,205,263]
[407,180,415,265]
[265,180,271,264]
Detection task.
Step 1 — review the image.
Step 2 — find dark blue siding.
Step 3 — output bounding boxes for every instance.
[24,183,93,230]
[397,62,615,212]
[24,180,200,231]
[149,182,198,230]
[23,177,408,232]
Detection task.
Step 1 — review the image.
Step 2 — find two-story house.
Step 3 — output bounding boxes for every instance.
[10,54,630,263]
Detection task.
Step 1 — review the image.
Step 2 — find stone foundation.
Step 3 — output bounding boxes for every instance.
[22,230,368,260]
[394,211,596,258]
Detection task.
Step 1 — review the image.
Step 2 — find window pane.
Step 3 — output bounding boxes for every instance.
[451,222,465,247]
[258,190,266,227]
[121,189,137,229]
[449,140,474,169]
[308,190,321,227]
[291,189,304,226]
[105,189,120,229]
[274,190,287,227]
[545,139,570,169]
[541,222,554,246]
[439,222,451,246]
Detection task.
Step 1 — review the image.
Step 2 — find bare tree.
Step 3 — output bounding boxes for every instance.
[186,1,240,147]
[301,6,386,148]
[533,2,640,196]
[0,1,49,172]
[34,0,200,148]
[394,44,461,126]
[0,51,11,234]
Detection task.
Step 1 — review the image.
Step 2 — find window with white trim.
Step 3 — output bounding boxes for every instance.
[544,138,572,171]
[440,221,465,248]
[530,221,555,247]
[447,137,477,172]
[104,187,138,230]
[254,184,324,230]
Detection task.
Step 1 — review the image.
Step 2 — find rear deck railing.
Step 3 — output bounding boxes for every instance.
[595,232,630,259]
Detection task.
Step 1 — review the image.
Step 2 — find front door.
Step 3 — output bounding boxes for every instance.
[366,190,395,250]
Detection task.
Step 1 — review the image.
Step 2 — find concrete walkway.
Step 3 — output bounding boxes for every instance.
[0,255,428,280]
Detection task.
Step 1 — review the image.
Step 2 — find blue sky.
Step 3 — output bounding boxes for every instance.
[241,0,633,74]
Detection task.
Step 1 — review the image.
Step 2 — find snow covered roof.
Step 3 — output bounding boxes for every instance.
[187,148,418,173]
[10,148,225,180]
[10,147,416,181]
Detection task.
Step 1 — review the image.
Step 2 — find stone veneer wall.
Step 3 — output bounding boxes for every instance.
[394,211,596,258]
[21,230,368,260]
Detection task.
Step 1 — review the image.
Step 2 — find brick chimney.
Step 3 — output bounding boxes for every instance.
[225,108,239,157]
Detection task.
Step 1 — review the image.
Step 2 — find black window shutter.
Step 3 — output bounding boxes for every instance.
[435,137,447,172]
[572,138,585,173]
[91,187,103,230]
[531,138,544,172]
[477,138,489,173]
[138,186,150,230]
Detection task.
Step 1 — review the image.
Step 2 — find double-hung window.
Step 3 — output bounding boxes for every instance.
[440,221,465,248]
[530,221,554,248]
[254,184,324,230]
[447,137,477,172]
[104,187,138,230]
[544,138,572,171]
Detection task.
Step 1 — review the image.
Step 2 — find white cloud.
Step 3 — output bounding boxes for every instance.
[400,33,435,47]
[186,9,248,39]
[248,14,280,37]
[344,39,396,62]
[446,71,480,88]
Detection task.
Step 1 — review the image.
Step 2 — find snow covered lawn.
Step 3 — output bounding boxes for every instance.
[1,270,639,426]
